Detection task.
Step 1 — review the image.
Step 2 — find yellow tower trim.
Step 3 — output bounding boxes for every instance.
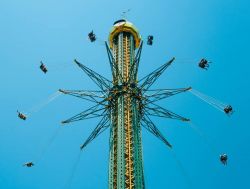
[109,20,141,49]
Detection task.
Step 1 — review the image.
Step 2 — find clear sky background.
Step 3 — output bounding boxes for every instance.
[0,0,250,189]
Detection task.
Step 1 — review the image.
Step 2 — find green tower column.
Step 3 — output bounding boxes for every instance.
[108,20,145,189]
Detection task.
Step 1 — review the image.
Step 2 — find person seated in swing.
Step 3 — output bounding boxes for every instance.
[88,30,96,42]
[40,61,48,74]
[17,110,27,120]
[220,154,228,165]
[147,35,153,45]
[198,58,210,70]
[224,105,233,114]
[23,162,34,167]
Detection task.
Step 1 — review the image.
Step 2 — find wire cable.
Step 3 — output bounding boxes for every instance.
[170,149,193,189]
[25,91,62,116]
[189,89,227,113]
[63,150,82,189]
[188,121,219,155]
[34,126,62,163]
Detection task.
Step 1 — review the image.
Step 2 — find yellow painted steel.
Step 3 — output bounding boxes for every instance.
[109,21,141,49]
[123,35,134,189]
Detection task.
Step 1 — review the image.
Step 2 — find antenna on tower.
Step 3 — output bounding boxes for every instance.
[121,9,131,19]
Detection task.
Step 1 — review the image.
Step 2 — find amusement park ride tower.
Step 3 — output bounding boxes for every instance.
[108,20,144,189]
[60,19,190,189]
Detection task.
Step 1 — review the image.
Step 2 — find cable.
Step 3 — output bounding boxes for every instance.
[188,121,219,155]
[42,61,73,70]
[25,91,62,116]
[63,150,82,189]
[170,149,193,189]
[96,38,105,46]
[175,59,198,64]
[192,89,226,108]
[192,89,226,107]
[34,126,62,163]
[189,89,227,113]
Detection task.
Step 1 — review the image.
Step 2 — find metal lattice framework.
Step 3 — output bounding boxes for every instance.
[60,20,191,189]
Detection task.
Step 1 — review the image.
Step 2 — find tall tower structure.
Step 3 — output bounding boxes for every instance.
[108,20,144,189]
[60,19,190,189]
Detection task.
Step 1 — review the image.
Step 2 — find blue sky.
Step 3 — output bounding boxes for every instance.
[0,0,250,188]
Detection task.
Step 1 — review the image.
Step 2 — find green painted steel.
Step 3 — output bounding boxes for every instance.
[60,20,191,189]
[108,30,145,189]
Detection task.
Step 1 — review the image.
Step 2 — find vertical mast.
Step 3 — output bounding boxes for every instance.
[108,20,144,189]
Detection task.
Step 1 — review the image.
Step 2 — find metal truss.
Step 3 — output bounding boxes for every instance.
[61,45,190,151]
[61,100,107,124]
[144,102,190,122]
[105,42,115,79]
[141,114,172,148]
[144,87,191,103]
[139,57,175,91]
[105,42,123,82]
[74,59,112,92]
[59,89,106,104]
[128,41,143,83]
[80,114,110,150]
